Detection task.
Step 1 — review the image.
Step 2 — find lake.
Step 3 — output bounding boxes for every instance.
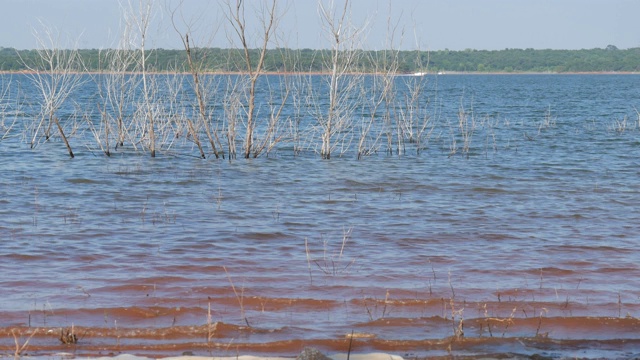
[1,73,640,359]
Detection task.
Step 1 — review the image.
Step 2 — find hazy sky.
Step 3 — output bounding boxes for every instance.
[0,0,638,51]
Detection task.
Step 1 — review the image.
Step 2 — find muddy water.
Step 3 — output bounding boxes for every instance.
[1,74,640,359]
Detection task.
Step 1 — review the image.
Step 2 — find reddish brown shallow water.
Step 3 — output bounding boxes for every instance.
[0,308,640,358]
[3,151,640,359]
[3,270,640,359]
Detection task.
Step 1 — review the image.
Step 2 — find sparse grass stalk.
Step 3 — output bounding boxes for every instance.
[339,226,352,258]
[305,237,313,284]
[448,270,455,299]
[538,105,556,133]
[207,301,217,344]
[115,320,120,349]
[618,292,622,318]
[223,266,248,327]
[12,328,38,357]
[307,228,356,276]
[535,308,548,337]
[501,307,517,337]
[449,298,464,339]
[346,329,354,360]
[482,304,493,337]
[457,98,475,157]
[382,290,390,318]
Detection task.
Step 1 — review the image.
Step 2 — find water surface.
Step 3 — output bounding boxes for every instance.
[1,74,640,359]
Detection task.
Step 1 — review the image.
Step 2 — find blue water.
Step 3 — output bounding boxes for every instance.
[1,74,639,358]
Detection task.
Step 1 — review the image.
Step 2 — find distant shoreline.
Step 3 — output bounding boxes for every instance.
[3,47,639,73]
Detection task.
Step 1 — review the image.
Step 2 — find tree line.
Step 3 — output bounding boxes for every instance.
[1,46,638,73]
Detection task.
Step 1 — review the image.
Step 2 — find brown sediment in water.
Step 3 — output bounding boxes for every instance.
[2,293,640,359]
[3,325,640,359]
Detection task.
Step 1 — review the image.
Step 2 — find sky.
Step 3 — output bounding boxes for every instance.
[0,0,638,51]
